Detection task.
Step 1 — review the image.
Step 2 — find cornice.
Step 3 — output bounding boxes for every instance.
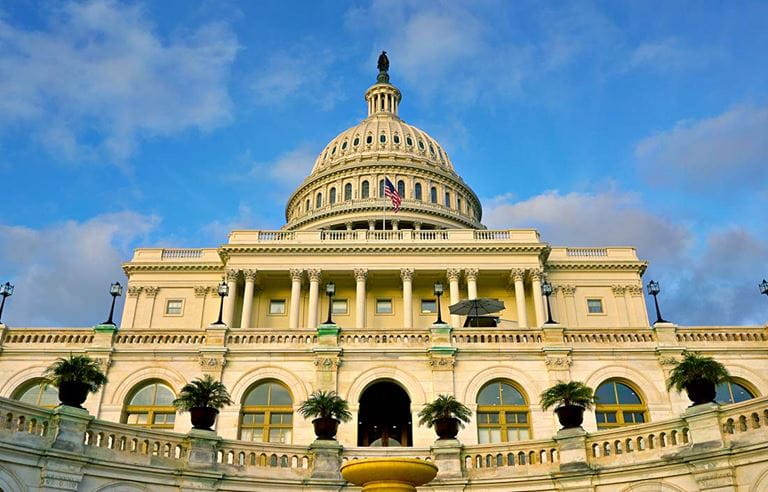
[546,261,648,274]
[220,243,548,257]
[122,263,223,274]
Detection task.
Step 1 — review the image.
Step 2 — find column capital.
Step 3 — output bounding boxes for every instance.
[626,284,643,296]
[611,284,626,295]
[289,269,304,281]
[400,268,414,282]
[558,284,576,296]
[446,268,461,282]
[144,286,160,298]
[194,286,210,298]
[243,269,258,282]
[127,285,143,297]
[225,269,240,282]
[307,268,322,282]
[353,268,368,282]
[528,268,544,281]
[510,268,525,282]
[464,268,478,282]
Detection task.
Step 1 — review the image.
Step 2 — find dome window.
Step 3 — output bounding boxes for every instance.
[331,146,336,155]
[316,193,323,208]
[430,187,438,204]
[415,183,422,200]
[418,140,425,150]
[341,141,348,150]
[429,144,434,153]
[366,135,373,144]
[306,199,310,211]
[406,136,413,146]
[353,137,360,146]
[344,183,352,201]
[330,188,337,204]
[393,135,400,144]
[380,134,386,143]
[361,180,370,198]
[397,180,405,198]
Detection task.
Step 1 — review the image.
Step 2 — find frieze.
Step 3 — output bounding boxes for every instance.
[199,355,226,371]
[428,354,456,369]
[314,356,342,370]
[545,355,572,368]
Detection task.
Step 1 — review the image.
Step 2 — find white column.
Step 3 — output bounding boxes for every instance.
[368,220,376,231]
[511,269,528,328]
[223,269,239,327]
[414,221,422,231]
[307,269,321,328]
[401,268,414,329]
[392,219,399,231]
[289,269,303,329]
[465,268,478,300]
[240,269,257,329]
[447,268,461,327]
[354,269,367,329]
[530,269,545,327]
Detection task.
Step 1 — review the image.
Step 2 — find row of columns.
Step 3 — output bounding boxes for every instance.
[222,267,547,329]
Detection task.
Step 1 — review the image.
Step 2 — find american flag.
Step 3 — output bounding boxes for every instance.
[384,177,401,212]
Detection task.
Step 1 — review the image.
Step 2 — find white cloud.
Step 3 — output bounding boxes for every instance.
[235,144,316,187]
[0,1,238,163]
[635,105,768,189]
[0,212,159,326]
[628,39,699,71]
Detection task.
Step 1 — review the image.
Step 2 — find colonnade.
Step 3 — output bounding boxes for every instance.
[222,267,547,330]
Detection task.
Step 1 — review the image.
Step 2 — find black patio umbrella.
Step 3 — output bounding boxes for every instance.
[449,298,505,327]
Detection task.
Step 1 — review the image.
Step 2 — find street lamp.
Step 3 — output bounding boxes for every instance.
[102,282,123,326]
[213,279,229,325]
[0,282,14,324]
[760,279,768,297]
[324,281,336,324]
[433,281,444,324]
[541,280,556,324]
[646,280,668,324]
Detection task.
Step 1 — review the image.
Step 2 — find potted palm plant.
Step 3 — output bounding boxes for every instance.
[173,375,233,430]
[666,352,730,406]
[417,394,472,440]
[540,381,595,429]
[44,354,107,408]
[297,390,352,440]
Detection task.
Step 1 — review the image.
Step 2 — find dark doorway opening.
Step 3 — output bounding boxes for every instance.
[357,380,413,446]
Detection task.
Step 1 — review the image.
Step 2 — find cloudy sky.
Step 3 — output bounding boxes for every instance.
[1,0,766,326]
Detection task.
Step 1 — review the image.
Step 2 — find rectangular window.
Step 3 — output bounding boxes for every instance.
[421,299,437,313]
[332,299,348,315]
[376,299,393,314]
[587,299,604,314]
[165,299,183,315]
[269,299,286,315]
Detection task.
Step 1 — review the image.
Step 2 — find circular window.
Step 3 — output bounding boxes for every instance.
[366,135,373,144]
[353,137,360,146]
[394,135,400,144]
[380,134,386,143]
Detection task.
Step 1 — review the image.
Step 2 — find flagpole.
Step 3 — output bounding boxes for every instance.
[382,177,386,232]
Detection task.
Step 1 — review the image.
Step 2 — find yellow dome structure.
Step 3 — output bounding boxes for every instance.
[284,63,482,231]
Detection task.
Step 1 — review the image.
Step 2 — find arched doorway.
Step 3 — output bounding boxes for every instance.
[358,380,413,446]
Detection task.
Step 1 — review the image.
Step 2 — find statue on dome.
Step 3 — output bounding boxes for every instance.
[377,51,390,83]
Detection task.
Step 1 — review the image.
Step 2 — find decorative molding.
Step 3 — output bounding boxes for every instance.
[611,285,626,295]
[626,285,643,295]
[400,268,414,282]
[544,355,572,368]
[464,268,478,282]
[557,285,576,296]
[243,269,258,282]
[199,354,226,372]
[446,268,461,282]
[529,268,544,281]
[127,286,143,297]
[307,268,322,282]
[289,269,304,282]
[545,262,648,274]
[314,356,342,371]
[144,286,160,298]
[428,353,456,369]
[510,268,525,283]
[194,286,210,297]
[353,268,368,282]
[225,269,240,282]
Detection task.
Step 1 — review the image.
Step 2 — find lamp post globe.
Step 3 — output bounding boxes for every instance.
[541,280,556,324]
[213,279,229,325]
[0,282,14,324]
[324,281,336,325]
[103,281,123,326]
[646,279,668,324]
[433,281,445,324]
[760,279,768,297]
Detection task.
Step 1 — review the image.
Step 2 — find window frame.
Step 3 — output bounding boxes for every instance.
[268,299,287,316]
[332,298,348,315]
[164,298,184,316]
[12,379,59,408]
[420,299,437,314]
[414,183,422,201]
[375,298,394,315]
[123,381,177,430]
[361,180,370,199]
[239,381,294,444]
[716,379,757,404]
[344,183,353,201]
[595,379,648,430]
[586,298,605,315]
[476,380,531,444]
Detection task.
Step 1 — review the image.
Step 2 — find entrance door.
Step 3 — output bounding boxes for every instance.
[357,381,413,446]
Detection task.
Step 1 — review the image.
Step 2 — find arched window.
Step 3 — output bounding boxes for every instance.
[316,192,322,208]
[12,379,58,408]
[716,380,756,404]
[344,183,353,201]
[476,380,530,443]
[329,187,337,204]
[240,381,293,443]
[361,180,370,198]
[379,179,385,198]
[397,180,405,198]
[414,183,422,200]
[123,381,176,429]
[444,191,451,207]
[305,198,310,211]
[595,380,647,429]
[430,187,438,204]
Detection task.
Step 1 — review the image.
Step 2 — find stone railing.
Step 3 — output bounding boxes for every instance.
[719,396,768,442]
[226,228,543,245]
[0,397,54,441]
[84,417,189,461]
[226,330,317,345]
[675,326,768,344]
[585,418,690,463]
[160,248,203,259]
[341,446,432,462]
[565,247,608,257]
[216,439,313,475]
[338,330,430,346]
[114,331,207,345]
[452,330,543,345]
[462,439,559,476]
[2,328,95,345]
[562,329,656,344]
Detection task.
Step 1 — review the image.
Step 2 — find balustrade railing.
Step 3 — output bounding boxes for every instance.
[566,247,608,257]
[719,396,768,441]
[216,440,312,474]
[341,446,432,462]
[586,419,689,462]
[462,439,559,475]
[160,248,203,259]
[84,419,189,461]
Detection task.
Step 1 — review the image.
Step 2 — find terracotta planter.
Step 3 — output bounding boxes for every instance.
[434,417,460,440]
[684,379,717,406]
[312,417,339,440]
[58,381,90,408]
[555,405,585,429]
[190,407,218,430]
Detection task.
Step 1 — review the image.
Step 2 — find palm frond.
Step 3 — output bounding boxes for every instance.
[417,395,472,428]
[173,375,233,411]
[539,381,595,411]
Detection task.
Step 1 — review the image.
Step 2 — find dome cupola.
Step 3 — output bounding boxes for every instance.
[284,53,483,231]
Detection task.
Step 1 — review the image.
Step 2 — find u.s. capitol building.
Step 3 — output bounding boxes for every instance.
[0,61,766,492]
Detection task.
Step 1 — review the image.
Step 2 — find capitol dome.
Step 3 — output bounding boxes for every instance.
[284,61,483,231]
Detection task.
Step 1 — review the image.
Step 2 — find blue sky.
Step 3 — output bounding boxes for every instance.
[0,0,766,326]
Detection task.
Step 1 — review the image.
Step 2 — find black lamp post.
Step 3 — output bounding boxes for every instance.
[213,279,229,325]
[760,279,768,298]
[541,280,556,324]
[433,281,444,324]
[102,282,123,326]
[0,282,14,324]
[324,281,336,324]
[646,280,668,324]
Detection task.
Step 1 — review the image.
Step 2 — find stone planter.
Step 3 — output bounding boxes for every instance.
[684,379,717,406]
[58,381,90,408]
[190,407,218,430]
[555,405,585,429]
[312,417,340,440]
[434,417,460,440]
